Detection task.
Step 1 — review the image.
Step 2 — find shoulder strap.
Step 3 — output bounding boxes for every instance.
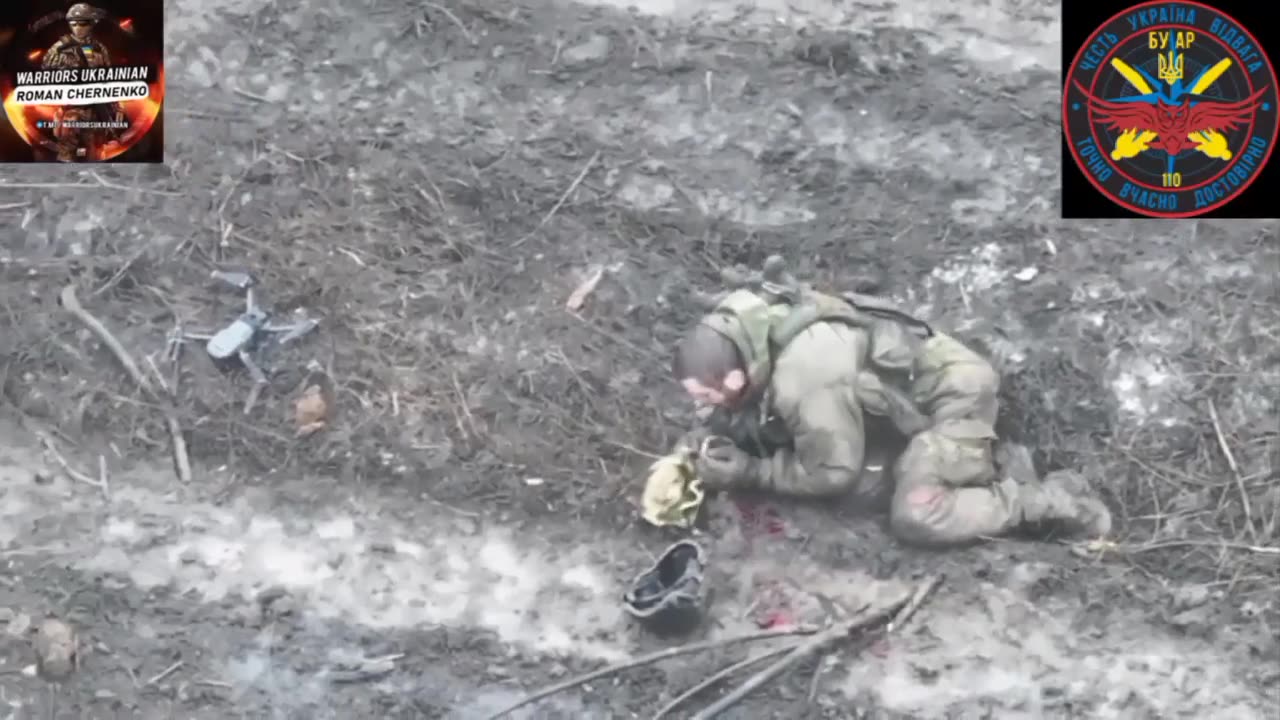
[839,292,934,337]
[769,290,932,350]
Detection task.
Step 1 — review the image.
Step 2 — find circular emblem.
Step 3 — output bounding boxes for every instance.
[1,12,163,162]
[1063,1,1278,217]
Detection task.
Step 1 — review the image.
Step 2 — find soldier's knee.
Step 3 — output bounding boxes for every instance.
[889,486,951,546]
[938,367,999,422]
[970,355,999,392]
[893,432,941,484]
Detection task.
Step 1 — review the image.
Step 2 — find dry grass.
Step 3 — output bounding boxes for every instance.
[0,0,1275,625]
[0,134,692,528]
[2,179,1276,619]
[995,222,1279,613]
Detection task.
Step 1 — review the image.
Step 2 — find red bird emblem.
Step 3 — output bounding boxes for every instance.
[1073,80,1270,155]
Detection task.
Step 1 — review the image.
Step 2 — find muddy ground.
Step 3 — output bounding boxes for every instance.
[1,0,1278,717]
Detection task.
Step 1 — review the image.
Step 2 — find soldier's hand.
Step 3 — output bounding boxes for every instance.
[893,404,932,437]
[674,427,712,454]
[695,437,756,489]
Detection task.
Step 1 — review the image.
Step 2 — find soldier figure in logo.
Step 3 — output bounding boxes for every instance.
[41,3,125,162]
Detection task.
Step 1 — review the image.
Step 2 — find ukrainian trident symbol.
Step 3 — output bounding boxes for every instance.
[1157,50,1184,83]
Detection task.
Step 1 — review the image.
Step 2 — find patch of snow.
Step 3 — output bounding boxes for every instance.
[931,242,1008,291]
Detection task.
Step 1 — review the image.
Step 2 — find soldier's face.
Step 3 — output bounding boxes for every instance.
[681,370,748,412]
[69,20,92,40]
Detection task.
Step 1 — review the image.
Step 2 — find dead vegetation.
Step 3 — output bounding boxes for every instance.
[994,222,1280,617]
[487,575,942,719]
[0,0,1277,645]
[0,131,692,529]
[1097,233,1280,612]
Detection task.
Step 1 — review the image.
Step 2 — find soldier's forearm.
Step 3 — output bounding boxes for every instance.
[879,387,931,436]
[855,371,930,437]
[753,449,860,497]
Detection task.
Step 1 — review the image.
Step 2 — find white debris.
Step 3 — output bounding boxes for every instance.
[1013,266,1039,282]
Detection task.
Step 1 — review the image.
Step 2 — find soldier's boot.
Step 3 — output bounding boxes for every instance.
[1016,470,1112,538]
[995,442,1111,538]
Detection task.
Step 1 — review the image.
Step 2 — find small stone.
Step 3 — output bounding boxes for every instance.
[232,604,262,628]
[179,548,200,564]
[1240,600,1265,618]
[1170,584,1210,610]
[6,613,31,636]
[0,607,15,624]
[368,541,396,555]
[451,516,480,536]
[257,586,289,607]
[562,34,611,65]
[1013,266,1039,282]
[187,59,213,88]
[1167,606,1211,629]
[267,597,297,618]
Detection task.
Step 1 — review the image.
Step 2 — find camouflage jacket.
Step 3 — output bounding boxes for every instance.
[693,287,934,499]
[42,35,123,124]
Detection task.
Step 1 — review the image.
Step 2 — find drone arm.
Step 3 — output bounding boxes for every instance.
[263,318,319,344]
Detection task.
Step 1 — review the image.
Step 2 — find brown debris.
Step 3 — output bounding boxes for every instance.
[34,618,78,680]
[294,384,329,437]
[565,264,605,312]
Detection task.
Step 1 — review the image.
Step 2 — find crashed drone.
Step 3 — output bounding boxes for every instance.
[167,270,318,413]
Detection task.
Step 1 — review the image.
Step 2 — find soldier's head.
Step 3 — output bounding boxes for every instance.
[65,4,98,41]
[672,324,748,410]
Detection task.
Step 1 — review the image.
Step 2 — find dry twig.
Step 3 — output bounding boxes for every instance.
[482,625,820,719]
[19,417,103,492]
[92,245,149,296]
[512,150,601,247]
[806,654,827,703]
[97,454,109,497]
[1116,539,1279,555]
[45,442,99,488]
[60,284,192,482]
[651,645,792,719]
[230,86,270,103]
[60,284,150,391]
[690,575,943,719]
[1207,399,1255,540]
[327,654,405,684]
[143,660,184,687]
[424,1,476,44]
[565,264,605,312]
[0,171,180,195]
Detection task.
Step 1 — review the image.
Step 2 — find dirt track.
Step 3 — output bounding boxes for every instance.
[2,0,1278,717]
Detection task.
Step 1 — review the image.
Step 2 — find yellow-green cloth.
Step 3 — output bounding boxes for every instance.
[641,453,705,528]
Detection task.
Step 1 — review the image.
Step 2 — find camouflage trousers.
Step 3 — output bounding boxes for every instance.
[881,333,1021,546]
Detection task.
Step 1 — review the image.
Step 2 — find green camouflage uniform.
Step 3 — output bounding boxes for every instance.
[691,287,1110,546]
